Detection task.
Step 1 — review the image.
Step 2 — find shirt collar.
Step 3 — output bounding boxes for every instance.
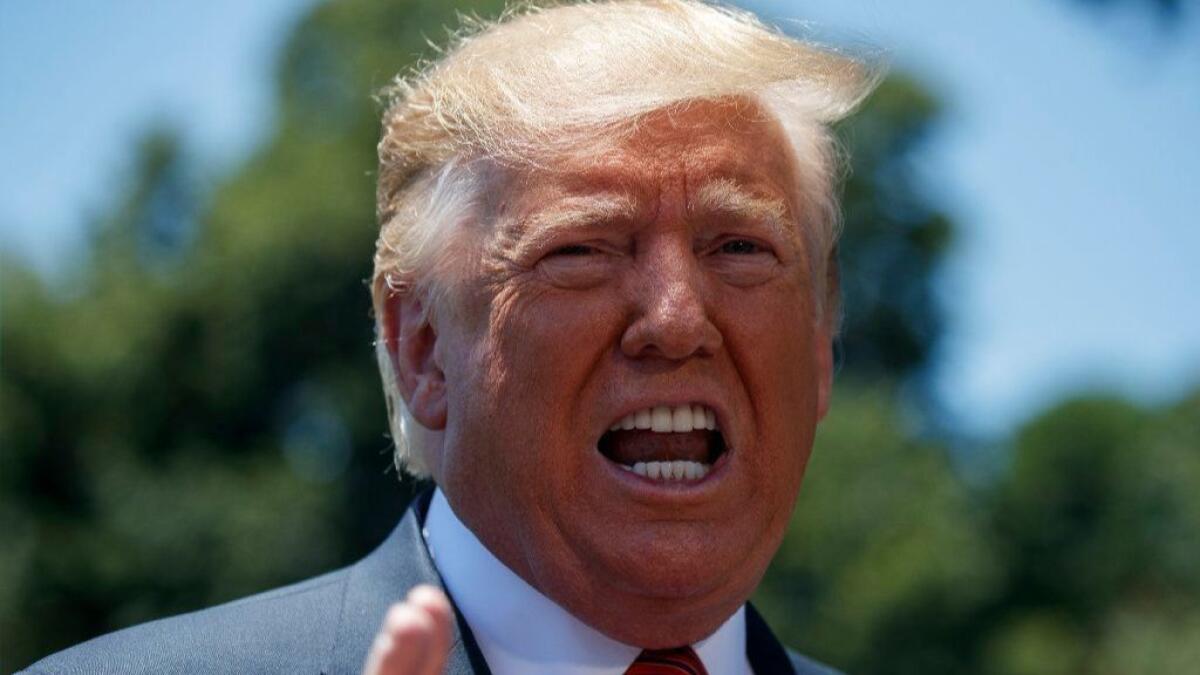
[423,489,750,675]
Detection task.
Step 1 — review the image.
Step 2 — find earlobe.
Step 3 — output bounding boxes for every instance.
[382,292,448,430]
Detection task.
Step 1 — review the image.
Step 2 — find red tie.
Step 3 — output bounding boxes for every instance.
[624,646,709,675]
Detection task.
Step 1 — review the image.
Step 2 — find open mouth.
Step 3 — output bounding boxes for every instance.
[597,404,728,481]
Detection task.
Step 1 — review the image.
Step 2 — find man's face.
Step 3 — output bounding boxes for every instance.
[425,99,833,646]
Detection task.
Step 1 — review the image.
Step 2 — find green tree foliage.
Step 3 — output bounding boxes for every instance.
[2,1,506,666]
[1,129,349,667]
[979,392,1200,675]
[756,385,999,675]
[3,0,1197,672]
[835,75,954,381]
[756,388,1200,675]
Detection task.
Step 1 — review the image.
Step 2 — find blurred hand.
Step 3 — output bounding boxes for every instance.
[362,585,453,675]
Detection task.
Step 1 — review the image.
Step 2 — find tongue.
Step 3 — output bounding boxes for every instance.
[603,430,712,466]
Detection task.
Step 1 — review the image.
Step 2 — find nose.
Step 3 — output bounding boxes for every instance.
[620,238,723,361]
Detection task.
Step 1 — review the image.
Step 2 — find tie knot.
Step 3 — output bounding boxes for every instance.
[625,646,709,675]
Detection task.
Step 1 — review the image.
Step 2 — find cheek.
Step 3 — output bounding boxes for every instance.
[448,285,620,465]
[719,283,822,461]
[495,282,622,380]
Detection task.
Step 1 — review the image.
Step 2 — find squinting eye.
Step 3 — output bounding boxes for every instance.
[550,244,597,257]
[537,241,615,290]
[719,239,764,255]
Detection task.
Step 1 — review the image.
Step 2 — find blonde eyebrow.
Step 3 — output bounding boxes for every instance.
[527,194,639,232]
[495,192,640,260]
[690,178,799,246]
[507,193,640,242]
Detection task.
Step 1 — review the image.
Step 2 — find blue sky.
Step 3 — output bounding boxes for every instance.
[748,0,1200,434]
[2,0,1198,437]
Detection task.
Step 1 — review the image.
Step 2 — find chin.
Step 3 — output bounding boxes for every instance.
[547,527,767,646]
[574,574,751,648]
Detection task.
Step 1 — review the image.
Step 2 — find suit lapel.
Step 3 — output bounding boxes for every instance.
[746,603,797,675]
[326,489,492,675]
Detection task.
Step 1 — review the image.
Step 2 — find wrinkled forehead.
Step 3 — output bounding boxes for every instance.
[480,98,804,241]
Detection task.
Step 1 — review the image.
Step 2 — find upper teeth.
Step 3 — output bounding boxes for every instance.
[609,404,717,433]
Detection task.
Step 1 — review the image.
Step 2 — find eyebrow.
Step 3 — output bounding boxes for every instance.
[690,177,800,247]
[524,193,641,232]
[498,180,800,257]
[501,192,642,255]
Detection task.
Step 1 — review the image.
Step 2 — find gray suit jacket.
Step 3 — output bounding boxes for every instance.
[19,490,840,674]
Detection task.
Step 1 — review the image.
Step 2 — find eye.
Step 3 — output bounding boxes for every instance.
[713,237,775,257]
[549,244,598,257]
[719,239,765,255]
[535,241,619,290]
[706,235,780,287]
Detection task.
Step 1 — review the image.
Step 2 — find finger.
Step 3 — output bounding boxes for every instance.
[405,586,453,675]
[362,602,437,675]
[406,585,452,632]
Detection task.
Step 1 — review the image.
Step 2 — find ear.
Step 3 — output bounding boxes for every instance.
[381,291,448,430]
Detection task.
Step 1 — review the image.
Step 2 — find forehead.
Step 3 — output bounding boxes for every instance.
[486,99,801,226]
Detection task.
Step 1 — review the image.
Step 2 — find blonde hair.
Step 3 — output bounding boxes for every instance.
[372,0,882,476]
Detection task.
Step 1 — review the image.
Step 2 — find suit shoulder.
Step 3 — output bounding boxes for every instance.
[20,569,350,675]
[787,648,845,675]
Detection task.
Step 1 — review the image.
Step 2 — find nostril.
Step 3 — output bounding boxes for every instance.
[618,303,722,360]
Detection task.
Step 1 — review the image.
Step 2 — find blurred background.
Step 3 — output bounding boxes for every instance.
[1,0,1197,672]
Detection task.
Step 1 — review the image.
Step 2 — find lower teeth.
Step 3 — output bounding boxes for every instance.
[621,460,709,480]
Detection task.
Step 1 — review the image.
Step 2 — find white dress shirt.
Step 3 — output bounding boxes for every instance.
[423,489,752,675]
